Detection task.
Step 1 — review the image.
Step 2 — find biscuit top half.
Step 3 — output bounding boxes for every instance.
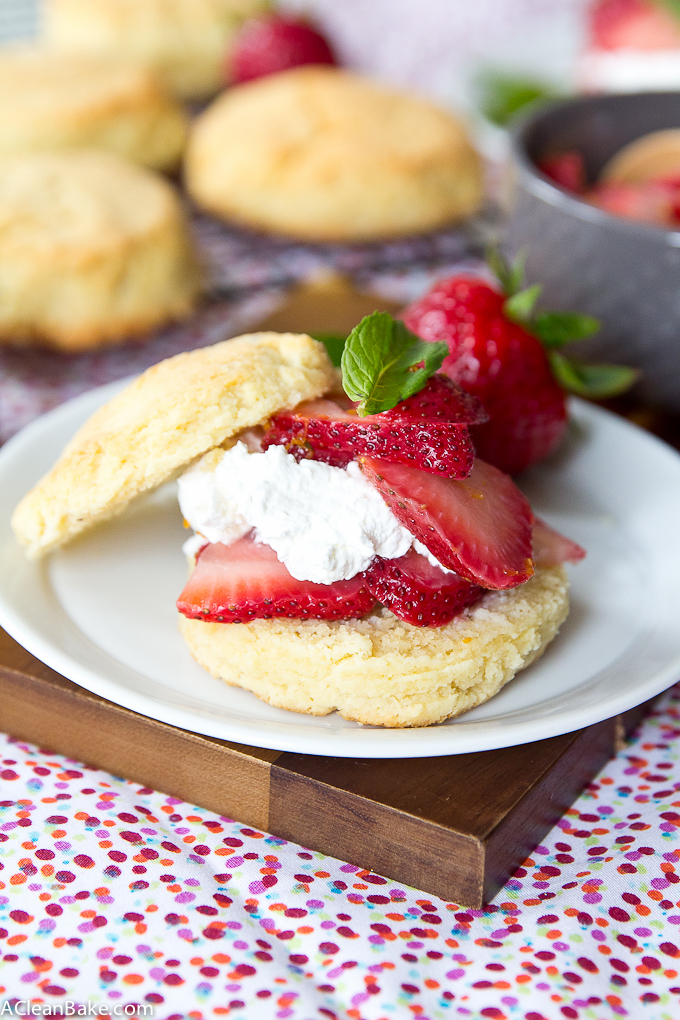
[12,332,335,558]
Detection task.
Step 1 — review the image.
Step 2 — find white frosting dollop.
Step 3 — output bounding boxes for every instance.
[178,442,414,584]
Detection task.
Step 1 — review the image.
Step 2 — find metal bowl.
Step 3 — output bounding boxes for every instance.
[505,91,680,410]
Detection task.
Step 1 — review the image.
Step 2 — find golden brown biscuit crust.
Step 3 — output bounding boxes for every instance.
[602,128,680,184]
[185,67,483,241]
[0,150,201,352]
[44,0,268,100]
[179,566,569,728]
[11,332,335,558]
[0,46,187,170]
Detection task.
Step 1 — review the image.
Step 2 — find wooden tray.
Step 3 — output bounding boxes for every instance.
[0,626,652,908]
[0,278,673,907]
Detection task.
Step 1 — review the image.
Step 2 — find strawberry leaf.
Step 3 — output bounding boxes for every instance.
[341,311,448,416]
[533,311,600,349]
[312,332,346,367]
[487,245,525,296]
[657,0,680,26]
[548,352,639,398]
[503,284,542,324]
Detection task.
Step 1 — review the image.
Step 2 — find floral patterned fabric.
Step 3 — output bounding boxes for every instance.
[1,686,680,1019]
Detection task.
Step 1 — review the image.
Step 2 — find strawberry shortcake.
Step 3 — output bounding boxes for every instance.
[12,319,583,728]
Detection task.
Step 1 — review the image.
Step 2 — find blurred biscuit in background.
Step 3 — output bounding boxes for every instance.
[43,0,269,101]
[185,66,483,242]
[0,46,187,171]
[0,150,202,352]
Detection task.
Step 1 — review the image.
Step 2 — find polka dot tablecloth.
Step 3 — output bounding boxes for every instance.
[2,687,680,1019]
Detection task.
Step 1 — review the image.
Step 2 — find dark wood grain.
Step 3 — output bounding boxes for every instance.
[0,628,279,830]
[269,718,626,905]
[0,625,654,906]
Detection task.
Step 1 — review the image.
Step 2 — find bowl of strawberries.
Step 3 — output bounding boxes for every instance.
[504,90,680,411]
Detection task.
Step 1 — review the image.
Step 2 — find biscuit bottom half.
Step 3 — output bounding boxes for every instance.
[178,566,569,728]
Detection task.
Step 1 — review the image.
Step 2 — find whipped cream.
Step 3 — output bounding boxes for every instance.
[178,442,416,584]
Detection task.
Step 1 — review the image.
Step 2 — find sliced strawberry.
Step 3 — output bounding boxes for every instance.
[263,377,483,478]
[586,180,680,227]
[537,151,586,193]
[382,375,488,425]
[177,537,375,623]
[361,457,534,589]
[365,548,484,627]
[533,516,586,568]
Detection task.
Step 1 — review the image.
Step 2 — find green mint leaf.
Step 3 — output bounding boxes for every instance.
[312,332,346,367]
[504,284,542,324]
[548,352,639,398]
[477,71,558,127]
[341,311,448,416]
[486,245,526,296]
[533,311,600,349]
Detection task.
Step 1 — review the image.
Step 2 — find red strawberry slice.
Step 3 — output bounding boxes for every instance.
[263,377,483,477]
[382,374,488,425]
[537,151,586,193]
[361,456,534,589]
[177,537,375,623]
[365,548,484,627]
[586,180,680,227]
[533,517,586,568]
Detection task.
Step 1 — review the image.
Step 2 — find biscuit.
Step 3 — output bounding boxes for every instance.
[602,128,680,184]
[179,566,569,728]
[0,150,201,352]
[43,0,268,101]
[0,46,187,171]
[11,332,335,558]
[185,67,483,241]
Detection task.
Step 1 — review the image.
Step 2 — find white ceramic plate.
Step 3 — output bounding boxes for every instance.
[1,382,679,758]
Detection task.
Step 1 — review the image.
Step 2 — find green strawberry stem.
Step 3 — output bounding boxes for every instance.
[656,0,680,26]
[488,246,639,400]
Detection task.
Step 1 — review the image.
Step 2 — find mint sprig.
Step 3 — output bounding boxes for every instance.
[341,312,448,416]
[489,248,638,400]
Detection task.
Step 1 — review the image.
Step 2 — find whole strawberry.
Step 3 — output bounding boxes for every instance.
[589,0,680,51]
[402,255,637,475]
[229,15,337,85]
